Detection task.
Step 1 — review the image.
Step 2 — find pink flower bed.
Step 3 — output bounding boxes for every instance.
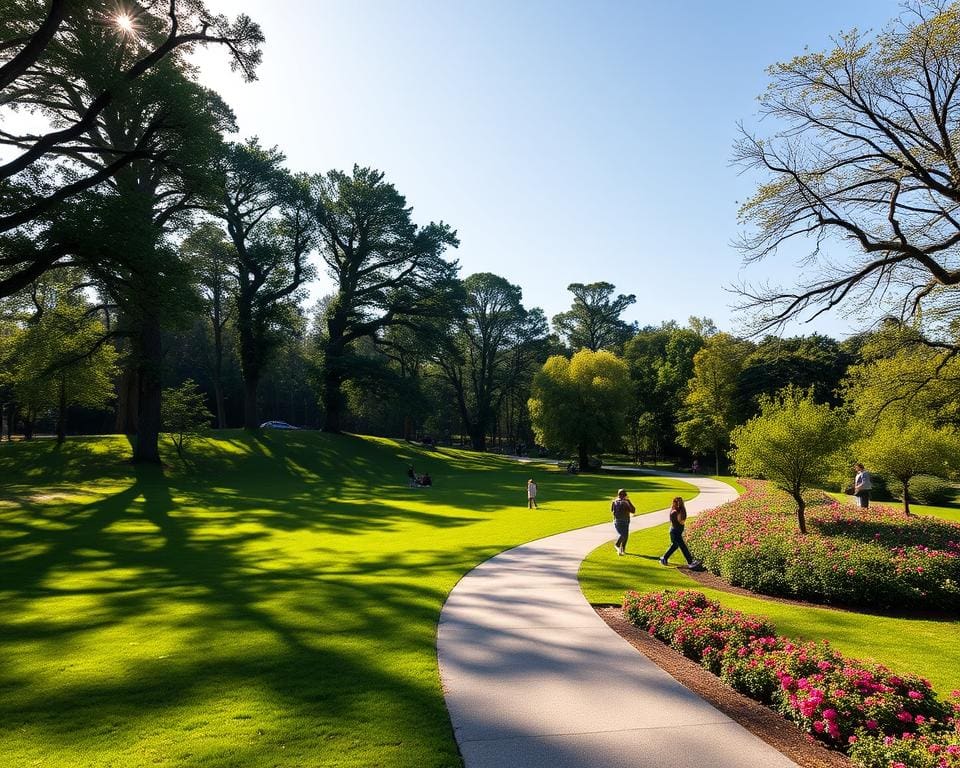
[684,481,960,611]
[623,589,957,763]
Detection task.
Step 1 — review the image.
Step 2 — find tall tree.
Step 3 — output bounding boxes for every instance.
[528,349,631,470]
[676,332,752,473]
[314,166,460,433]
[624,323,704,461]
[552,281,636,352]
[434,272,544,451]
[0,1,262,295]
[182,223,234,428]
[735,1,960,348]
[213,140,315,430]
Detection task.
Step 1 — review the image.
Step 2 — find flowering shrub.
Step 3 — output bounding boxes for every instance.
[848,692,960,768]
[685,480,960,611]
[623,589,953,756]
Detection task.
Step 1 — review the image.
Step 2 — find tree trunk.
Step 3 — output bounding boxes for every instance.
[578,444,590,473]
[114,364,139,434]
[794,494,807,534]
[56,376,66,444]
[469,425,486,452]
[902,480,911,515]
[23,407,35,440]
[243,375,259,431]
[214,382,227,430]
[133,314,162,464]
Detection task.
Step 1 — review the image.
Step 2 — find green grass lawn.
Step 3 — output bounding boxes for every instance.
[827,491,960,523]
[0,433,695,768]
[579,522,960,697]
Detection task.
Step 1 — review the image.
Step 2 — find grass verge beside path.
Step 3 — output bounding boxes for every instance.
[579,522,960,698]
[0,433,694,768]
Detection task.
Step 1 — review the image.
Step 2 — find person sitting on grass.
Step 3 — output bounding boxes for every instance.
[659,497,703,570]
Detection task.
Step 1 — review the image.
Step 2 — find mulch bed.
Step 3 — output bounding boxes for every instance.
[594,605,851,768]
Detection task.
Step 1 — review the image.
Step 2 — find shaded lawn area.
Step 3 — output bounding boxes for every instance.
[0,433,695,768]
[579,522,960,698]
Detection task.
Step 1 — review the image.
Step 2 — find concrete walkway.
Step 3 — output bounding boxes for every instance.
[437,472,798,768]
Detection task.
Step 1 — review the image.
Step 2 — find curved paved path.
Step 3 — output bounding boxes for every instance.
[437,472,798,768]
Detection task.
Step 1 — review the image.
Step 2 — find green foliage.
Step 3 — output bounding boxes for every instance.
[730,386,847,528]
[623,323,705,460]
[551,281,636,353]
[161,380,213,457]
[314,166,461,432]
[1,293,118,437]
[528,349,631,463]
[677,332,752,469]
[855,418,960,513]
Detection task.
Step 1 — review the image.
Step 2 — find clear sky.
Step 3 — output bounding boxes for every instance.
[195,0,901,339]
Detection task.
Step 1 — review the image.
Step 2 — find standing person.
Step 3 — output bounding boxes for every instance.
[854,463,872,508]
[611,489,636,556]
[407,466,418,487]
[659,497,701,568]
[527,478,538,509]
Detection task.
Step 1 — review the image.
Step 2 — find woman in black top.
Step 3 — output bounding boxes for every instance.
[659,497,700,568]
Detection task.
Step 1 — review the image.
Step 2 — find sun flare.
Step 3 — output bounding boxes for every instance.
[115,13,134,33]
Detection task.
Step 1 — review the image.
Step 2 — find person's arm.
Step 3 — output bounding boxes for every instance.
[627,498,637,514]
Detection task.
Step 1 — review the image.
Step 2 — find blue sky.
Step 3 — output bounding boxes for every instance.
[197,0,901,338]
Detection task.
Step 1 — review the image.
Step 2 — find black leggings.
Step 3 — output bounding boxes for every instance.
[663,527,693,563]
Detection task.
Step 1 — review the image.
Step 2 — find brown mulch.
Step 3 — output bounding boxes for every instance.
[595,606,851,768]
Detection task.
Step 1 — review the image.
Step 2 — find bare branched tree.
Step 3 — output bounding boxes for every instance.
[735,0,960,347]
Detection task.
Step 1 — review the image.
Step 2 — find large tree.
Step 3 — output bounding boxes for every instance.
[314,166,460,433]
[623,322,705,462]
[434,272,545,451]
[736,1,960,347]
[181,223,235,428]
[676,332,752,473]
[528,349,631,470]
[552,281,636,353]
[213,140,315,430]
[0,1,262,296]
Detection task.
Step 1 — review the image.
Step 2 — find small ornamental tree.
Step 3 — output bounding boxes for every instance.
[161,380,213,458]
[528,349,631,470]
[855,419,959,514]
[730,387,847,533]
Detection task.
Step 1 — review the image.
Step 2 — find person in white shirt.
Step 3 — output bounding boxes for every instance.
[854,463,872,508]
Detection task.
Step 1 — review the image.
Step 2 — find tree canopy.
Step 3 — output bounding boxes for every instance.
[528,349,631,470]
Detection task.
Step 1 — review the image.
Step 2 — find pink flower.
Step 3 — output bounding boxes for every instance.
[908,690,923,699]
[822,708,837,721]
[897,711,914,722]
[865,719,878,730]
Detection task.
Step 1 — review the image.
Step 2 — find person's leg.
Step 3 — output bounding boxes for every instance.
[863,491,870,508]
[620,524,629,553]
[676,532,694,564]
[614,520,628,553]
[662,530,680,562]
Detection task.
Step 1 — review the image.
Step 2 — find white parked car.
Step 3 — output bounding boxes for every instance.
[259,420,300,430]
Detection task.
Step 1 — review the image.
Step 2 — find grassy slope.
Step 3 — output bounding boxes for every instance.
[0,433,695,768]
[579,521,960,697]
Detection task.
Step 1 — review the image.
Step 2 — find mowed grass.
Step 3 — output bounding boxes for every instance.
[579,521,960,697]
[0,432,695,768]
[827,492,960,523]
